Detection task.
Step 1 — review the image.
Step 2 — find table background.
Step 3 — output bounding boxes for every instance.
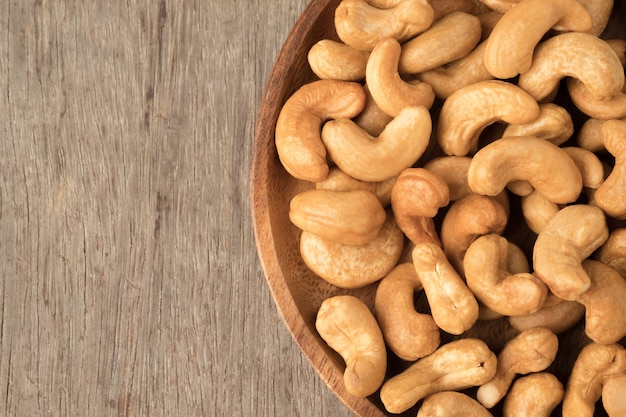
[0,0,354,416]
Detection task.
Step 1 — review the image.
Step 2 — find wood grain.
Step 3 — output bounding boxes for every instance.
[0,1,352,416]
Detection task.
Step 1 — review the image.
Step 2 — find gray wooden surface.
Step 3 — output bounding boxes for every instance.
[0,1,353,416]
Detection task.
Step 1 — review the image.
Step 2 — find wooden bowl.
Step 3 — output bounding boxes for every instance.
[251,1,626,416]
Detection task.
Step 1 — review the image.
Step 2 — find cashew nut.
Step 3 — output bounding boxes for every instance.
[275,80,366,182]
[315,295,387,397]
[521,190,561,235]
[374,263,440,361]
[315,167,397,207]
[440,193,508,276]
[353,83,393,137]
[464,234,548,316]
[334,0,434,51]
[412,241,480,334]
[568,78,626,120]
[603,374,626,417]
[300,213,404,289]
[518,32,624,102]
[607,38,626,66]
[596,227,626,277]
[577,117,611,152]
[576,0,615,36]
[483,0,592,79]
[423,156,473,201]
[578,260,626,344]
[398,12,482,74]
[508,291,586,334]
[562,342,626,417]
[501,103,574,146]
[307,39,370,81]
[429,0,491,20]
[562,146,605,190]
[533,204,609,300]
[437,81,540,156]
[477,327,559,409]
[467,136,583,205]
[417,391,494,417]
[594,119,626,219]
[390,168,450,246]
[365,38,435,117]
[289,189,387,246]
[502,372,564,417]
[380,338,497,414]
[477,0,520,13]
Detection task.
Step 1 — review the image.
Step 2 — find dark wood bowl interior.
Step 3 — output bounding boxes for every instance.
[251,1,626,416]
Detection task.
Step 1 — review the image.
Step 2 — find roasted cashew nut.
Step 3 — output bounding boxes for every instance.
[576,0,615,36]
[483,0,591,79]
[380,338,497,414]
[398,12,482,74]
[289,189,387,246]
[603,375,626,417]
[501,103,574,146]
[374,263,440,361]
[477,327,559,409]
[502,372,564,417]
[353,83,393,137]
[594,119,626,219]
[521,190,561,235]
[300,213,404,289]
[562,146,605,190]
[315,167,397,207]
[412,241,480,335]
[467,136,583,205]
[464,234,548,316]
[307,39,370,81]
[562,343,626,417]
[578,260,626,344]
[334,0,434,51]
[423,156,473,201]
[477,0,520,13]
[390,168,450,246]
[275,80,366,182]
[577,118,610,152]
[533,204,609,300]
[417,391,493,417]
[437,81,540,156]
[508,291,586,334]
[365,38,435,117]
[518,32,624,102]
[568,78,626,120]
[315,295,387,397]
[429,0,491,20]
[321,105,432,182]
[596,227,626,277]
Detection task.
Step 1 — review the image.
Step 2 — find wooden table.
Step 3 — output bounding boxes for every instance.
[0,1,353,415]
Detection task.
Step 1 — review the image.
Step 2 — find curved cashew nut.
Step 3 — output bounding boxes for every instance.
[562,343,626,417]
[398,12,482,74]
[334,0,434,51]
[521,190,561,235]
[477,327,559,409]
[562,146,605,190]
[508,291,585,334]
[315,295,387,397]
[483,0,591,79]
[275,80,366,182]
[568,78,626,120]
[300,213,405,289]
[603,375,626,417]
[322,106,432,182]
[412,241,480,334]
[423,156,473,201]
[437,80,540,156]
[380,338,497,414]
[374,263,440,361]
[501,103,574,146]
[533,204,609,300]
[578,260,626,344]
[440,193,508,276]
[597,227,626,277]
[518,32,624,102]
[390,168,450,246]
[353,83,393,137]
[467,136,583,204]
[289,189,387,246]
[464,234,548,316]
[315,167,397,207]
[502,372,564,417]
[418,41,495,99]
[307,39,370,81]
[594,119,626,219]
[417,391,494,417]
[577,117,614,152]
[366,38,435,117]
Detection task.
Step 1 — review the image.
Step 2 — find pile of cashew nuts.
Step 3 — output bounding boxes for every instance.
[274,0,626,415]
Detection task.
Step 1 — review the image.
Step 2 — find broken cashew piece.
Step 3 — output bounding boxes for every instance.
[390,168,450,246]
[412,241,480,335]
[315,295,387,397]
[275,80,365,182]
[366,38,435,117]
[501,103,573,146]
[483,0,592,79]
[322,106,432,182]
[437,80,540,156]
[307,39,369,81]
[603,375,626,417]
[596,227,626,277]
[562,342,626,417]
[467,136,583,204]
[477,327,559,409]
[533,204,609,300]
[374,263,440,361]
[380,338,497,414]
[502,372,564,417]
[300,213,404,289]
[417,391,493,417]
[594,119,626,219]
[508,291,585,334]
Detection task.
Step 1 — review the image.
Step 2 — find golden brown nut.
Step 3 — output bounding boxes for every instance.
[603,375,626,417]
[568,78,626,120]
[315,167,397,207]
[502,372,564,417]
[423,156,473,201]
[307,39,370,81]
[594,119,626,219]
[508,291,585,334]
[520,190,561,235]
[562,146,605,190]
[501,103,573,146]
[418,391,493,417]
[353,83,393,137]
[596,227,626,277]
